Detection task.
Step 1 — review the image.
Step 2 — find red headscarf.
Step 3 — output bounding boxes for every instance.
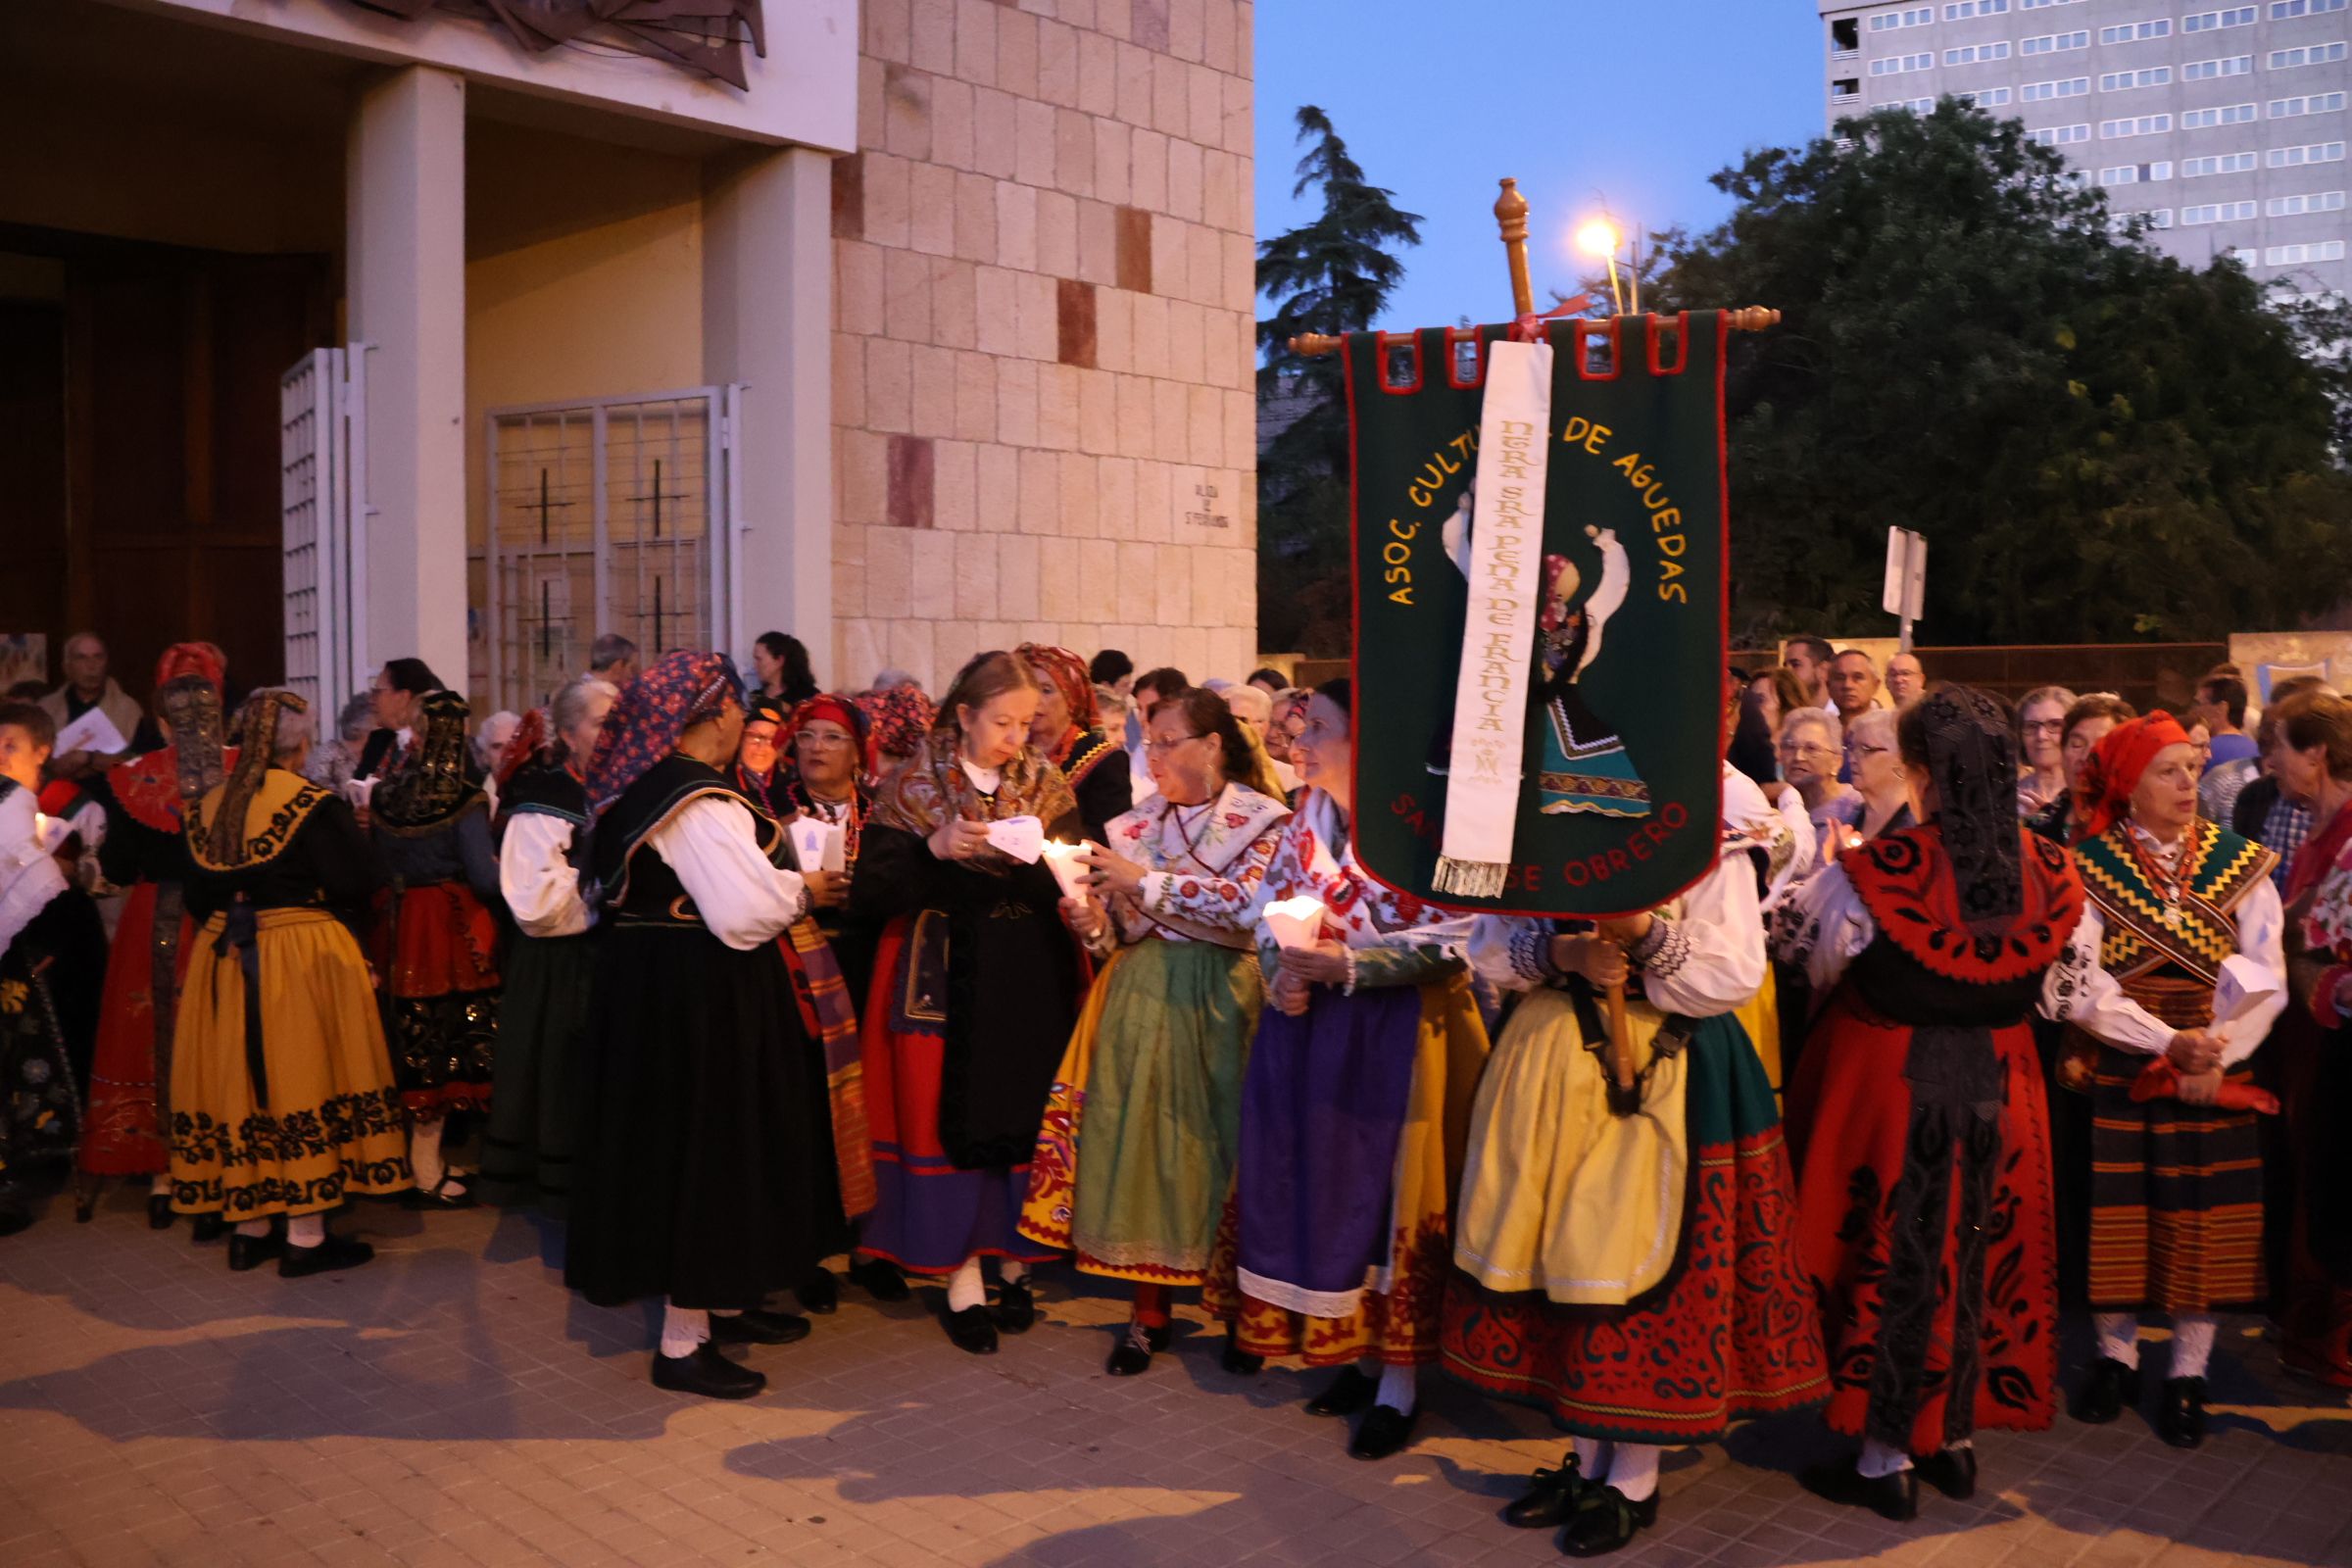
[154,642,226,695]
[785,694,875,777]
[855,683,937,761]
[1016,644,1100,733]
[2073,712,2191,844]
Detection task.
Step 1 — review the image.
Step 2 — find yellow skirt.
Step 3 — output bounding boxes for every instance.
[170,908,413,1218]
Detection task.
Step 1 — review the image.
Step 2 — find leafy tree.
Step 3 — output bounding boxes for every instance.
[1255,107,1423,656]
[1647,102,2352,644]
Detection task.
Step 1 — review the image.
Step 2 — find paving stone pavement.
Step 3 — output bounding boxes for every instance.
[3,1188,2349,1568]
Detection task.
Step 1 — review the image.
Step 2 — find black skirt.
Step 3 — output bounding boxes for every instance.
[564,924,848,1309]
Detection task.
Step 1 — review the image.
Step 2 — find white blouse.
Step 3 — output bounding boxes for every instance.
[499,814,590,940]
[1771,861,1876,999]
[645,795,808,952]
[2038,829,2287,1066]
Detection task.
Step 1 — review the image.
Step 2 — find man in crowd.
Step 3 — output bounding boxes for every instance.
[0,701,107,1096]
[1885,651,1926,708]
[2194,671,2259,775]
[1827,649,1883,728]
[1124,665,1189,801]
[40,634,144,781]
[1783,635,1837,710]
[589,633,641,687]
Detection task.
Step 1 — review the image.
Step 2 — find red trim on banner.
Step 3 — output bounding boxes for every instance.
[1711,308,1735,807]
[1573,318,1622,382]
[1444,325,1487,389]
[1374,330,1424,394]
[1648,311,1691,376]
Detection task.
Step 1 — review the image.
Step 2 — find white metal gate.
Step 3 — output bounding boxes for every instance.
[279,344,370,725]
[473,386,741,715]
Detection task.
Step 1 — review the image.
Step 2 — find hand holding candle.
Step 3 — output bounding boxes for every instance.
[1260,894,1329,955]
[1079,841,1145,899]
[1040,839,1093,905]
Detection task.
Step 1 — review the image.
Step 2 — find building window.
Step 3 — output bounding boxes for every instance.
[1944,0,2012,16]
[2272,92,2350,118]
[1945,42,2012,63]
[1870,7,1936,29]
[2183,151,2262,173]
[2271,43,2351,69]
[1832,17,1860,54]
[2268,189,2349,213]
[2100,68,2175,92]
[2021,0,2086,8]
[2182,200,2261,222]
[2111,208,2180,229]
[2271,139,2351,164]
[2099,20,2174,40]
[2023,29,2090,51]
[2181,103,2260,127]
[2024,76,2091,100]
[2100,115,2176,137]
[1833,76,1862,100]
[2183,6,2259,28]
[2031,122,2093,143]
[1957,85,2015,105]
[2184,56,2255,78]
[1871,53,1936,75]
[2266,240,2349,263]
[2100,166,2141,184]
[2273,1,2349,19]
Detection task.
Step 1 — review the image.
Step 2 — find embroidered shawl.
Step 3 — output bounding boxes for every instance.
[1259,787,1482,952]
[1104,781,1290,946]
[1844,822,2083,987]
[871,733,1078,875]
[2075,819,2277,986]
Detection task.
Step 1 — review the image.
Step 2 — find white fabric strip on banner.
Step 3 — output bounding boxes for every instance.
[1434,337,1553,899]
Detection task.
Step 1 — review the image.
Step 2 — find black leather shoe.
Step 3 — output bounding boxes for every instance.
[1105,1321,1170,1376]
[1304,1364,1378,1417]
[1558,1484,1659,1557]
[2157,1376,2207,1448]
[710,1309,812,1347]
[2072,1355,2142,1425]
[401,1173,475,1210]
[1219,1327,1263,1377]
[847,1255,910,1302]
[796,1266,840,1315]
[1501,1452,1588,1529]
[651,1343,765,1400]
[994,1277,1037,1333]
[280,1235,373,1278]
[1348,1402,1419,1460]
[189,1213,225,1244]
[147,1194,176,1230]
[1801,1462,1920,1523]
[945,1303,1000,1354]
[1916,1446,1977,1501]
[226,1230,283,1272]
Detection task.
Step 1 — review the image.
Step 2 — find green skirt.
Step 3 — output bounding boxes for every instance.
[1020,940,1261,1284]
[479,932,595,1207]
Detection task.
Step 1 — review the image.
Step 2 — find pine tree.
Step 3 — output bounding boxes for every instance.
[1255,107,1423,656]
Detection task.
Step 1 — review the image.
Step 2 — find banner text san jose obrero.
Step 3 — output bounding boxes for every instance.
[1348,316,1729,918]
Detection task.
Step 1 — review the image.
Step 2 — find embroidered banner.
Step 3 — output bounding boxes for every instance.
[1348,314,1729,917]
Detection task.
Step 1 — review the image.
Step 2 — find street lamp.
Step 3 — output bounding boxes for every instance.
[1575,214,1639,317]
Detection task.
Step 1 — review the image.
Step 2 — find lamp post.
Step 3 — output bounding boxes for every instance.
[1575,215,1642,317]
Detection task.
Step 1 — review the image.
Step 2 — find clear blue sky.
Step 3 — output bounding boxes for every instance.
[1253,0,1827,330]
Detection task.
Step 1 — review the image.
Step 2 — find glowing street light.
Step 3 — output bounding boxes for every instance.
[1575,212,1639,317]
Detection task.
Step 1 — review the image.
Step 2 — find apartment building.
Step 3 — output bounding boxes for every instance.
[1819,0,2350,295]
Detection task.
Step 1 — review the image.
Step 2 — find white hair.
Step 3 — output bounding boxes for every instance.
[871,667,919,693]
[1223,684,1272,725]
[1845,708,1897,755]
[1783,707,1842,751]
[471,710,522,770]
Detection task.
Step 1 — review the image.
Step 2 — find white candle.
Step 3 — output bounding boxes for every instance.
[1260,894,1329,953]
[1040,839,1093,904]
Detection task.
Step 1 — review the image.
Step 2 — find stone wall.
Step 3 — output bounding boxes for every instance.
[830,0,1258,694]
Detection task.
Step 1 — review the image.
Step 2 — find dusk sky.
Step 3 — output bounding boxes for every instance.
[1253,0,1829,331]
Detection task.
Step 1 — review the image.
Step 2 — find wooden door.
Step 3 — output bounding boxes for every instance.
[0,299,67,686]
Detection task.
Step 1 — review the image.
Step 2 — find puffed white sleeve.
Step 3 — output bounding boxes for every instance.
[1465,914,1555,993]
[1770,860,1876,996]
[1634,852,1766,1017]
[2218,878,2288,1066]
[647,795,808,952]
[2038,906,2172,1056]
[499,813,588,939]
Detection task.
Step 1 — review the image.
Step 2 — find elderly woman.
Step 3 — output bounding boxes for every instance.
[565,653,845,1398]
[480,676,616,1208]
[1017,643,1132,843]
[2276,692,2352,1389]
[1842,709,1915,844]
[1207,680,1490,1461]
[2027,693,2136,844]
[1777,688,2085,1518]
[1778,708,1853,864]
[305,693,378,796]
[856,681,936,784]
[1221,683,1299,798]
[2041,713,2286,1447]
[1267,689,1311,802]
[2014,686,2079,820]
[1018,689,1290,1377]
[850,653,1093,1354]
[172,690,410,1275]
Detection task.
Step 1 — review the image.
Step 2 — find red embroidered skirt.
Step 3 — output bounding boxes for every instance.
[78,880,193,1176]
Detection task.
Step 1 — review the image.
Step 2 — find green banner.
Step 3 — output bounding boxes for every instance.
[1348,313,1729,917]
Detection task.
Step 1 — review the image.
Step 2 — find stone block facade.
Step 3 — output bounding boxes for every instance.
[831,0,1258,695]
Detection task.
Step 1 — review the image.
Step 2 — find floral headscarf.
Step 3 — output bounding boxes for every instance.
[857,682,937,762]
[2073,712,2191,847]
[1016,644,1099,734]
[585,651,745,817]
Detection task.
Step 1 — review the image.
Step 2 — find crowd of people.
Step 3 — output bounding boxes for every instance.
[3,627,2349,1558]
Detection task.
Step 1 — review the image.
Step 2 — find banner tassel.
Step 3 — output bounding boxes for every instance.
[1433,857,1510,900]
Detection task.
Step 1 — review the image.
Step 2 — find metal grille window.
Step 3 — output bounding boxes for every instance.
[474,387,741,715]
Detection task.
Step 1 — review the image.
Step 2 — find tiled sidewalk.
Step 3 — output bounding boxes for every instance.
[2,1192,2348,1568]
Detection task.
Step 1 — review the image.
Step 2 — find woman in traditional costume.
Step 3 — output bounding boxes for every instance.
[171,691,411,1275]
[731,696,789,815]
[850,652,1091,1354]
[0,772,87,1236]
[1018,643,1132,843]
[782,695,876,995]
[1019,688,1289,1376]
[478,676,615,1207]
[2041,712,2284,1446]
[564,653,846,1399]
[1205,680,1490,1461]
[74,647,227,1230]
[369,690,500,1209]
[1448,768,1827,1557]
[858,681,937,785]
[2276,693,2352,1388]
[1776,687,2084,1518]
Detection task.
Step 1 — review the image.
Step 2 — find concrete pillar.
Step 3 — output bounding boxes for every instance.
[347,66,467,687]
[703,144,835,677]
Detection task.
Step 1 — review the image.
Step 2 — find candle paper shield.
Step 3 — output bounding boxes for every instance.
[1346,313,1729,917]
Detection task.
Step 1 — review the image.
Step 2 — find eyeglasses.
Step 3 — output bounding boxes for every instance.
[2022,720,2064,736]
[1145,733,1205,753]
[1779,741,1838,760]
[1853,743,1891,758]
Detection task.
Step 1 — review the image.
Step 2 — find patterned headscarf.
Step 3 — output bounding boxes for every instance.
[1016,644,1100,733]
[585,651,745,817]
[857,682,937,762]
[204,691,305,868]
[2073,712,2192,847]
[785,694,875,778]
[154,641,226,696]
[373,690,480,833]
[1918,685,2026,935]
[161,676,225,807]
